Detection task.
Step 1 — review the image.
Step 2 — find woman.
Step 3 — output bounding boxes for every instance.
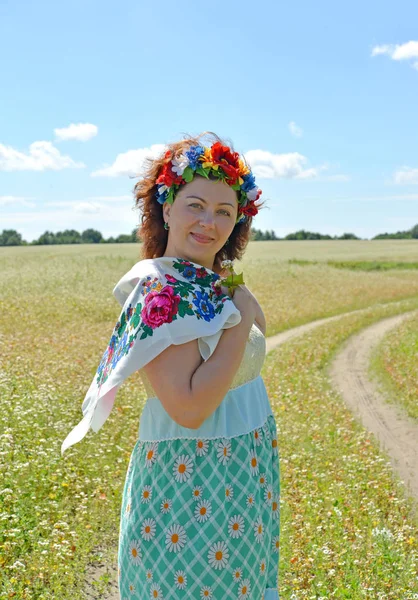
[61,132,280,599]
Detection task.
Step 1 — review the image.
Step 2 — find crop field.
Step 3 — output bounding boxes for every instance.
[1,240,417,599]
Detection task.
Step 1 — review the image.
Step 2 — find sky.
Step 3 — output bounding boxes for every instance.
[1,0,418,242]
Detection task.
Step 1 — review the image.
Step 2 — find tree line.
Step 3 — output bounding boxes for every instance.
[0,224,417,247]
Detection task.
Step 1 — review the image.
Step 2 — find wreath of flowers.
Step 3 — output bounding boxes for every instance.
[155,142,262,224]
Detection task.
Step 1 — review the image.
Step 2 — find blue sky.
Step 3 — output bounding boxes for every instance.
[1,0,418,242]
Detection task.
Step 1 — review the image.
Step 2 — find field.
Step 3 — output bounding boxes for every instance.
[1,240,417,599]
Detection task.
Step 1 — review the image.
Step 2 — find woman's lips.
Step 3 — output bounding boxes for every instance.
[190,233,214,243]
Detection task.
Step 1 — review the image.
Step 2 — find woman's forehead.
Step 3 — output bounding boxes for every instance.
[178,177,238,204]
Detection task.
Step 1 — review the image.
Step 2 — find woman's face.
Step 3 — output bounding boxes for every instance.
[162,176,239,271]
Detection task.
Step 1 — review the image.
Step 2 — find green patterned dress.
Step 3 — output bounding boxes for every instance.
[118,323,280,599]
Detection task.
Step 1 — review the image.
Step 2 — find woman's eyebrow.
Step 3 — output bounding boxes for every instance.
[186,195,235,207]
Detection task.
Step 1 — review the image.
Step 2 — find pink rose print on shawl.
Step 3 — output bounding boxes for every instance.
[141,284,181,328]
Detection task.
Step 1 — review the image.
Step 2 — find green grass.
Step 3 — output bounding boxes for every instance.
[368,313,418,422]
[1,242,418,598]
[288,258,418,271]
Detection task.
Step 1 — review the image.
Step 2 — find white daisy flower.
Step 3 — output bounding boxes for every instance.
[246,493,255,508]
[194,499,212,523]
[149,582,164,598]
[225,484,234,502]
[272,493,280,518]
[272,534,280,554]
[228,514,245,539]
[144,441,159,468]
[258,472,267,488]
[171,154,189,176]
[253,427,263,446]
[271,435,279,456]
[191,485,204,501]
[196,438,209,456]
[128,582,135,594]
[128,539,142,565]
[254,516,264,543]
[238,577,252,599]
[231,566,243,582]
[260,558,267,575]
[145,568,153,582]
[264,484,274,506]
[217,439,231,465]
[165,523,187,553]
[160,497,172,514]
[249,449,259,476]
[141,517,156,541]
[207,540,229,570]
[174,569,187,589]
[173,454,194,483]
[141,485,152,503]
[200,585,213,598]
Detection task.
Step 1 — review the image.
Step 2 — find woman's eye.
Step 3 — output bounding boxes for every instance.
[190,203,230,216]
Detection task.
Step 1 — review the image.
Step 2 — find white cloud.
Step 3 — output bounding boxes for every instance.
[0,195,36,207]
[0,141,85,172]
[244,149,328,180]
[393,166,418,184]
[371,40,418,69]
[288,121,303,138]
[54,122,98,142]
[91,144,166,177]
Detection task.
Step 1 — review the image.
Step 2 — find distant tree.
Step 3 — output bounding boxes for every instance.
[0,229,24,246]
[81,228,103,243]
[411,224,418,239]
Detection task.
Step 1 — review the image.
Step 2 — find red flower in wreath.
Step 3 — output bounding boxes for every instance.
[156,154,183,187]
[211,142,241,185]
[240,200,259,218]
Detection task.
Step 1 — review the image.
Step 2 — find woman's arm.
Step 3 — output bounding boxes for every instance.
[254,303,266,335]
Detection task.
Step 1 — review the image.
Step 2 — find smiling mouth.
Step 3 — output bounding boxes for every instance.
[191,233,214,242]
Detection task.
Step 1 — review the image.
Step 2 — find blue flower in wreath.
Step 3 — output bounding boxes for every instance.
[183,265,197,280]
[193,289,215,322]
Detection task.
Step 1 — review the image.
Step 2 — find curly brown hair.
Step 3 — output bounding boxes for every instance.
[133,131,266,275]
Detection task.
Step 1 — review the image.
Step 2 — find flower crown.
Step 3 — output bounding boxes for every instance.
[155,142,262,224]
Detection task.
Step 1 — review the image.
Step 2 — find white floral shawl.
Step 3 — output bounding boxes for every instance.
[61,256,242,455]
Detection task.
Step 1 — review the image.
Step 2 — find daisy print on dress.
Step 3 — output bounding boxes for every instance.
[237,577,252,599]
[149,582,164,599]
[128,539,142,565]
[225,483,234,502]
[160,497,172,514]
[144,441,159,468]
[174,569,187,590]
[263,483,274,506]
[141,517,156,541]
[254,516,265,543]
[246,493,256,508]
[173,454,194,483]
[272,493,280,519]
[207,540,230,570]
[258,472,267,488]
[254,427,263,446]
[249,449,260,476]
[194,499,212,523]
[201,585,214,598]
[259,557,267,576]
[228,514,245,539]
[140,485,152,503]
[195,437,210,456]
[217,438,232,465]
[192,484,204,501]
[165,523,187,552]
[231,566,243,583]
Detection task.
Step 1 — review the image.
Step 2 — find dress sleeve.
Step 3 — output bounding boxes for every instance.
[61,262,241,456]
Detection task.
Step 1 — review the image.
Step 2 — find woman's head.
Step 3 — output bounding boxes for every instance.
[134,131,265,274]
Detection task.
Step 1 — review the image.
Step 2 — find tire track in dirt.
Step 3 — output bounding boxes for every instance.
[328,309,418,511]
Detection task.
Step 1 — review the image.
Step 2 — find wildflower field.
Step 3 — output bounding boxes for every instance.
[1,240,417,599]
